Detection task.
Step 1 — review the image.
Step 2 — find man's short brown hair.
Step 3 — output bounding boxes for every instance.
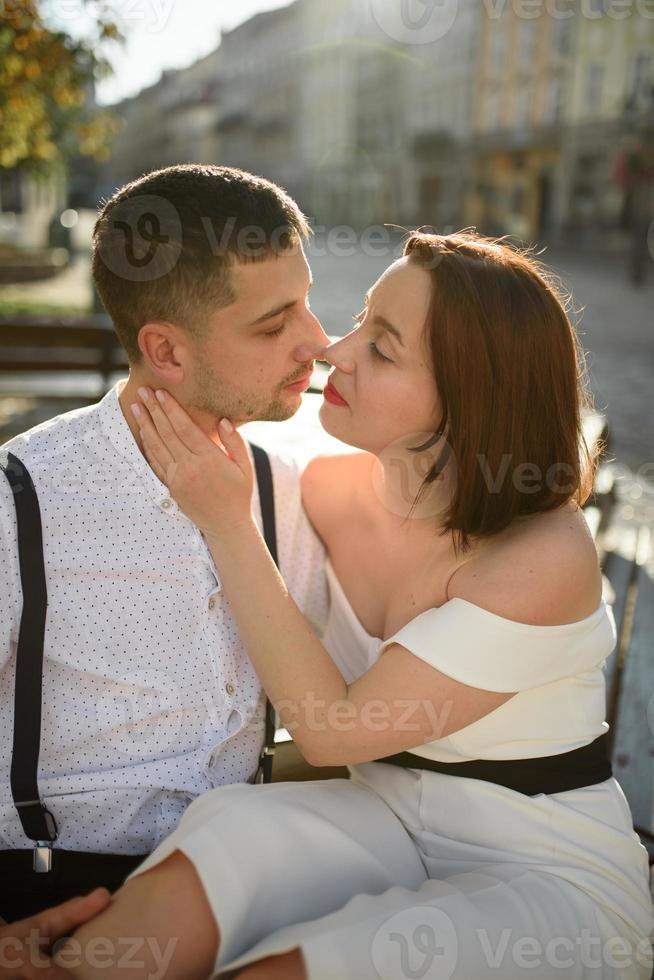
[92,164,311,363]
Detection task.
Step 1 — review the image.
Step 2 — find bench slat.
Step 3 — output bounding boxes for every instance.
[1,359,118,373]
[0,327,119,347]
[603,526,641,724]
[0,319,129,387]
[610,530,654,852]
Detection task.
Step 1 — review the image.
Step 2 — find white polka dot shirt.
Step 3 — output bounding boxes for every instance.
[0,380,328,854]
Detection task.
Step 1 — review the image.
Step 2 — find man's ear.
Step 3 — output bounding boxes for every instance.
[137,321,190,384]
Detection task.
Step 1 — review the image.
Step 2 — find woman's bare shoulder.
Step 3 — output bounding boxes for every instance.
[301,452,374,542]
[448,504,603,626]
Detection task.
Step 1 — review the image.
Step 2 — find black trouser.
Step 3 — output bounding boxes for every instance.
[0,849,149,923]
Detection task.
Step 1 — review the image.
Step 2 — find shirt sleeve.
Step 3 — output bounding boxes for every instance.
[377,598,617,693]
[0,471,21,673]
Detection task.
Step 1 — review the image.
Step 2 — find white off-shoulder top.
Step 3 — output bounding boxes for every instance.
[323,558,616,764]
[321,558,654,945]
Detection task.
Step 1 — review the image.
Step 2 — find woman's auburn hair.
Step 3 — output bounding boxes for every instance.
[403,230,599,553]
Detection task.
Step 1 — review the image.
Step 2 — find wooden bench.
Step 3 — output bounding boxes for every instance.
[596,486,654,865]
[0,315,128,394]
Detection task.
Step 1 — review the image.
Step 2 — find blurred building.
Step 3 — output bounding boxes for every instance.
[469,6,575,242]
[562,7,654,245]
[97,0,653,248]
[404,0,480,230]
[296,0,479,229]
[100,51,222,197]
[470,3,653,245]
[217,3,303,197]
[297,0,392,226]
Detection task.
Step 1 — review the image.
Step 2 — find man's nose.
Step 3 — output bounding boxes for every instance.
[294,312,332,363]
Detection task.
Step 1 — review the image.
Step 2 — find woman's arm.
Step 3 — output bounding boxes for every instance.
[174,504,516,767]
[132,389,515,765]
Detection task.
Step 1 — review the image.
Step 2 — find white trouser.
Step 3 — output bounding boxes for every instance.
[128,778,654,979]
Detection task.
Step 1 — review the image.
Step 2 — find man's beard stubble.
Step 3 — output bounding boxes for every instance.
[190,356,296,425]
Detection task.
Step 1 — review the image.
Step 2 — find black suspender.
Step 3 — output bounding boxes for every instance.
[0,444,279,866]
[249,443,278,785]
[0,451,58,871]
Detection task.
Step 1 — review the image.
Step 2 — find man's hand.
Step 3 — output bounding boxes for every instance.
[0,890,111,979]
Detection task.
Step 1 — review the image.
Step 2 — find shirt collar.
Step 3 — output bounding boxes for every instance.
[98,378,175,507]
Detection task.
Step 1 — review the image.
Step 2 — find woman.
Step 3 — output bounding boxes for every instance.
[63,232,653,979]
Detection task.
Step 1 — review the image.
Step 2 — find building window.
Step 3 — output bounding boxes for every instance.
[629,52,652,110]
[585,63,604,114]
[485,89,502,131]
[488,24,507,77]
[514,86,531,130]
[551,15,573,58]
[544,76,564,124]
[519,19,538,70]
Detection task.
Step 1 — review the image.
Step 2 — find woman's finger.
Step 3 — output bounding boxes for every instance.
[218,418,251,475]
[137,388,191,460]
[134,387,191,460]
[140,433,174,486]
[131,406,175,468]
[146,388,215,456]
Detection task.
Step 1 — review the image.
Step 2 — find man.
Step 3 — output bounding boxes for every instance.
[0,164,330,923]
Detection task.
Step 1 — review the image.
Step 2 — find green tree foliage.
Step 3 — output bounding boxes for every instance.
[0,0,122,171]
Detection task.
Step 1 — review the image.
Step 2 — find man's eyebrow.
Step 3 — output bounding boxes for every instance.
[250,300,295,326]
[249,279,313,327]
[363,291,404,348]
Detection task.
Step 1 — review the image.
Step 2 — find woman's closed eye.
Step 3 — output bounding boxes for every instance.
[352,311,393,363]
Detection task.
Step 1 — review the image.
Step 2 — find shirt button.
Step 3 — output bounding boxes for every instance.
[161,499,172,510]
[225,682,235,696]
[208,597,217,610]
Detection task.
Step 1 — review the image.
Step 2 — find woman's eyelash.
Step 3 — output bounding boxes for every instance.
[368,341,391,362]
[265,324,286,337]
[352,311,391,362]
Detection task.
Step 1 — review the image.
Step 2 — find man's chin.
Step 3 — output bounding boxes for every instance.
[219,396,297,428]
[265,405,299,423]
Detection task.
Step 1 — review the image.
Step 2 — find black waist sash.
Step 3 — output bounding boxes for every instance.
[374,732,613,796]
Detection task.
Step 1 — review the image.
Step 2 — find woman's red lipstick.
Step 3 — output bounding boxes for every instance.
[324,379,349,407]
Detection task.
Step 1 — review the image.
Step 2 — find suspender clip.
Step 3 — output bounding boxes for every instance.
[34,841,53,873]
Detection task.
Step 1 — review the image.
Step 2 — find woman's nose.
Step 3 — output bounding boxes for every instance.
[322,335,355,372]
